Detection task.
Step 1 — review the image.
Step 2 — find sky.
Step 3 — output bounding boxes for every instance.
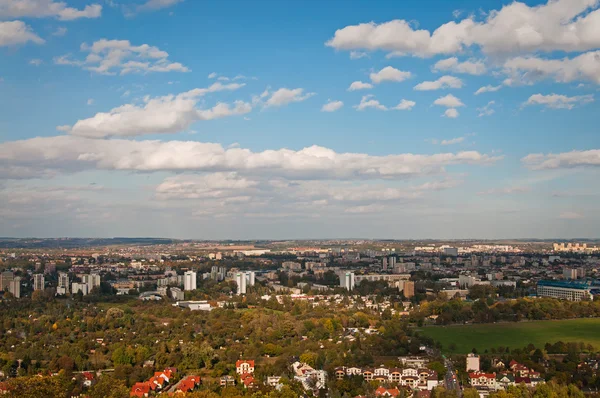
[1,0,600,240]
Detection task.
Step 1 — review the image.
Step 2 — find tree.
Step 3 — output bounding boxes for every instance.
[87,375,129,398]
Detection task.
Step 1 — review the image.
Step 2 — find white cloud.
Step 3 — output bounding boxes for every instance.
[350,51,368,59]
[475,84,502,95]
[52,26,67,36]
[477,100,495,116]
[522,150,600,170]
[0,0,102,20]
[414,75,463,91]
[393,99,415,111]
[86,98,94,105]
[348,81,373,91]
[370,66,412,84]
[436,137,465,145]
[0,21,44,47]
[559,211,584,219]
[55,39,189,75]
[503,51,600,85]
[263,88,315,108]
[524,93,594,109]
[208,72,217,79]
[326,0,600,56]
[67,82,247,138]
[137,0,183,12]
[433,94,465,108]
[0,135,501,180]
[478,186,529,195]
[355,95,387,111]
[321,100,343,112]
[444,109,459,118]
[433,57,486,75]
[29,58,42,66]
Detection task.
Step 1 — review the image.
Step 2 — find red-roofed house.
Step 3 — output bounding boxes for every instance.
[241,373,256,389]
[130,382,150,397]
[81,371,95,388]
[469,372,497,389]
[375,386,401,397]
[236,360,255,375]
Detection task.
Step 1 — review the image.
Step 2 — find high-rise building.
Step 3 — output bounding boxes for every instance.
[563,268,578,280]
[72,282,89,295]
[402,281,415,298]
[33,274,45,291]
[236,273,247,295]
[382,257,388,270]
[247,271,255,287]
[82,273,101,293]
[184,271,197,291]
[340,272,355,291]
[0,271,14,291]
[444,247,459,256]
[57,272,70,295]
[8,277,21,298]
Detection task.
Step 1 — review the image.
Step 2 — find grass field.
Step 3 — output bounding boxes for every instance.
[418,318,600,354]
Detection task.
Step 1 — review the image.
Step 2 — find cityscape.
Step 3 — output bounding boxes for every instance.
[2,0,600,397]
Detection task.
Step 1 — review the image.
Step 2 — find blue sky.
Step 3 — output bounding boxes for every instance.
[1,0,600,239]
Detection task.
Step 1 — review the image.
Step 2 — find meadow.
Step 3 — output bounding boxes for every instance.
[419,318,600,353]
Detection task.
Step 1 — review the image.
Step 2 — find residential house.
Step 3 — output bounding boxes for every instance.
[375,386,401,397]
[220,375,235,387]
[130,382,150,397]
[469,372,497,389]
[236,360,255,375]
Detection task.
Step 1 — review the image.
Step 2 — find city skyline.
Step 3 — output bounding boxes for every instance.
[1,0,600,239]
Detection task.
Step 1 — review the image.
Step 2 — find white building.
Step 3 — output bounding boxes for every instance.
[340,272,355,291]
[72,282,89,295]
[236,272,247,295]
[184,271,197,291]
[58,272,70,294]
[170,287,184,300]
[33,274,45,291]
[467,353,480,372]
[537,280,592,301]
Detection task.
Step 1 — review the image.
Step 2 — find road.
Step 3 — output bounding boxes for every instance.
[444,356,461,396]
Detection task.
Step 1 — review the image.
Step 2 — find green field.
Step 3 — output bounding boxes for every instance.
[419,318,600,354]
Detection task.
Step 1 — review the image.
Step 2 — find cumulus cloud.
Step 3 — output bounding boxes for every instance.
[0,21,44,46]
[393,99,415,111]
[263,88,315,108]
[0,0,102,20]
[475,84,502,95]
[0,135,501,180]
[370,66,412,84]
[66,83,247,138]
[444,109,459,118]
[522,150,600,170]
[434,94,465,108]
[414,75,463,91]
[348,81,373,91]
[355,95,387,111]
[321,100,343,112]
[54,39,189,75]
[524,93,594,109]
[325,0,600,56]
[503,51,600,85]
[433,57,486,75]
